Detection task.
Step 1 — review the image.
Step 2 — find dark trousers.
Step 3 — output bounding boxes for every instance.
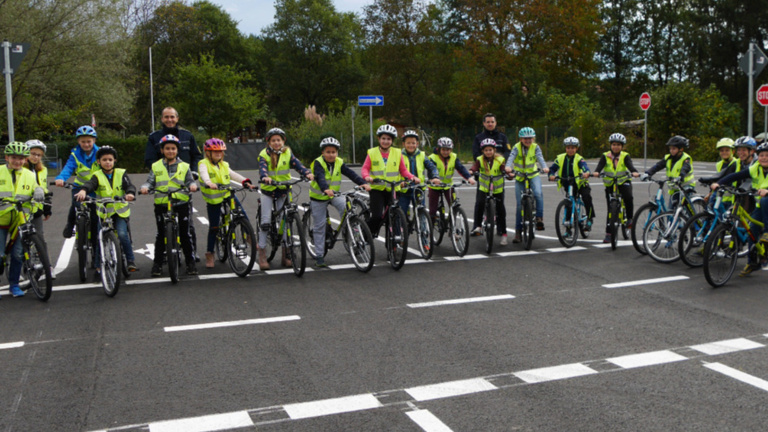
[473,188,506,235]
[367,189,392,237]
[604,183,633,229]
[154,203,194,266]
[428,189,452,219]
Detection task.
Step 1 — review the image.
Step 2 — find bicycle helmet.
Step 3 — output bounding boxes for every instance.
[96,146,117,160]
[25,139,46,152]
[402,130,419,140]
[519,127,535,138]
[715,138,735,149]
[75,125,97,139]
[666,135,689,149]
[4,141,29,156]
[608,133,626,144]
[756,143,768,154]
[563,136,580,147]
[265,128,286,141]
[734,136,756,149]
[159,134,180,148]
[436,137,454,149]
[376,124,397,138]
[204,138,227,151]
[319,137,341,149]
[480,138,497,149]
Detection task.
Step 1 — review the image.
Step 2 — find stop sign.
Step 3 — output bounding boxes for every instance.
[639,92,651,111]
[757,84,768,106]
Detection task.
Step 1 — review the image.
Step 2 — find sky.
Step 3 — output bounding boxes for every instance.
[211,0,373,36]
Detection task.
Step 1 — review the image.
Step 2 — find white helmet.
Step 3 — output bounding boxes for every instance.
[608,133,626,144]
[319,137,340,149]
[563,137,580,147]
[402,130,419,140]
[376,124,397,138]
[436,137,454,149]
[25,139,46,152]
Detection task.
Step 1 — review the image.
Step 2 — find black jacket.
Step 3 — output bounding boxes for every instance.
[145,126,203,170]
[472,129,510,160]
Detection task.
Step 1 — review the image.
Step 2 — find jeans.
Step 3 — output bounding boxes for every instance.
[259,194,286,249]
[0,228,24,286]
[310,197,346,257]
[206,197,246,253]
[114,217,135,262]
[397,189,424,219]
[515,175,543,230]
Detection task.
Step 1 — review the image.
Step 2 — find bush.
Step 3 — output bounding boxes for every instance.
[47,136,149,174]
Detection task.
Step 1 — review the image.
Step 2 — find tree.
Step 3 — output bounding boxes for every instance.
[167,54,265,137]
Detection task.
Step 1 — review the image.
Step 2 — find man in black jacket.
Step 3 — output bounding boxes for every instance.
[471,113,510,236]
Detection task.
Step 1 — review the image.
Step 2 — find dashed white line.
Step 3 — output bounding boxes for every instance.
[704,362,768,392]
[406,409,454,432]
[405,378,498,402]
[283,393,382,420]
[407,294,514,309]
[690,338,765,356]
[149,411,253,432]
[0,341,25,350]
[607,350,688,369]
[546,246,587,253]
[163,315,300,332]
[514,363,598,383]
[602,275,689,289]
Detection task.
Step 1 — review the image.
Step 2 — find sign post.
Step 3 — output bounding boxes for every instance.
[350,106,356,164]
[639,92,651,170]
[2,40,29,143]
[358,95,384,150]
[757,84,768,139]
[739,43,767,137]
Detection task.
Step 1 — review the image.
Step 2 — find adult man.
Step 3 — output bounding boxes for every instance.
[471,113,510,236]
[145,107,203,261]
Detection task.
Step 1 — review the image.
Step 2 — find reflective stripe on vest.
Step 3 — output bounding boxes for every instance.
[94,169,130,218]
[152,160,190,204]
[72,151,99,185]
[398,151,426,192]
[309,156,343,200]
[555,153,587,189]
[477,155,505,194]
[0,167,36,226]
[368,147,402,191]
[666,153,695,192]
[199,159,231,204]
[428,153,456,190]
[259,149,292,192]
[512,142,540,177]
[602,151,630,186]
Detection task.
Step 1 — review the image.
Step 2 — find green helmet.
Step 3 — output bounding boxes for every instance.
[4,141,30,156]
[716,138,734,149]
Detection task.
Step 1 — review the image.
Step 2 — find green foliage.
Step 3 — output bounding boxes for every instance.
[540,88,606,158]
[50,136,149,174]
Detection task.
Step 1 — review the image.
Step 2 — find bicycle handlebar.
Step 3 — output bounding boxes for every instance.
[260,177,308,187]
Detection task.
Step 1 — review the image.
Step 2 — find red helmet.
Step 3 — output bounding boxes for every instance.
[204,138,227,151]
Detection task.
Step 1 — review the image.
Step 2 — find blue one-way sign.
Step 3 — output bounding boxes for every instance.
[358,95,384,106]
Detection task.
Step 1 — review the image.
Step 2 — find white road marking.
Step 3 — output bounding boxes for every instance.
[607,350,688,369]
[149,410,253,432]
[197,217,209,226]
[592,240,633,248]
[53,237,76,275]
[514,363,598,383]
[406,409,454,432]
[546,246,586,253]
[407,294,514,309]
[690,338,765,356]
[0,341,24,350]
[443,254,486,261]
[163,315,300,332]
[283,393,382,420]
[704,362,768,392]
[602,275,689,289]
[496,250,538,257]
[405,378,498,401]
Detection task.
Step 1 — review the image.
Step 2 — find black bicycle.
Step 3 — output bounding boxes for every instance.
[401,183,433,259]
[149,187,195,284]
[79,197,131,297]
[212,185,257,277]
[431,180,471,256]
[257,178,309,277]
[56,182,97,282]
[1,197,52,301]
[371,179,410,270]
[512,170,540,251]
[600,173,631,250]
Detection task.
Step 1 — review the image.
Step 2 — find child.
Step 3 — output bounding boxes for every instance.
[427,137,476,221]
[469,138,509,245]
[198,137,254,268]
[361,124,419,237]
[591,133,640,243]
[397,130,440,216]
[309,137,370,267]
[0,142,45,298]
[24,140,52,247]
[54,126,100,240]
[548,137,595,232]
[139,135,199,277]
[75,146,138,272]
[698,138,737,207]
[258,128,314,270]
[642,135,695,207]
[505,127,549,242]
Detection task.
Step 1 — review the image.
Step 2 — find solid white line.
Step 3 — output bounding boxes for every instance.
[546,246,586,253]
[327,263,357,270]
[283,393,382,420]
[514,363,598,383]
[704,362,768,392]
[495,250,538,257]
[197,273,240,280]
[53,237,76,275]
[405,378,498,401]
[0,341,24,350]
[407,294,514,309]
[163,315,300,332]
[607,350,688,369]
[149,410,253,432]
[406,409,454,432]
[443,254,486,261]
[603,275,689,289]
[690,338,765,356]
[592,240,633,248]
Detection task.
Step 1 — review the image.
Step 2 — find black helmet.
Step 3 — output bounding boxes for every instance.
[96,146,118,160]
[666,135,689,149]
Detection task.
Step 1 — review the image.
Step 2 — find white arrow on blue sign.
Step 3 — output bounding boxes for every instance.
[358,95,384,106]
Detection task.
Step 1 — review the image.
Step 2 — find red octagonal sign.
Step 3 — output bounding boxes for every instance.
[639,92,651,111]
[757,84,768,107]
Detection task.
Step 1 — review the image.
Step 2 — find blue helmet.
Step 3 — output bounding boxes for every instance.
[75,126,97,139]
[734,136,756,149]
[519,127,535,138]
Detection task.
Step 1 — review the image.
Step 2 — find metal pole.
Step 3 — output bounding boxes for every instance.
[351,106,356,164]
[643,110,648,170]
[3,41,14,142]
[748,43,755,137]
[149,46,155,131]
[764,105,767,139]
[369,106,373,149]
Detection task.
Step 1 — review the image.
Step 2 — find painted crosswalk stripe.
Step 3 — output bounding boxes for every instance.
[0,341,24,350]
[704,362,768,392]
[607,350,688,369]
[495,250,538,257]
[514,363,598,383]
[405,378,498,401]
[547,246,586,253]
[283,393,382,420]
[406,409,454,432]
[53,237,76,275]
[149,410,253,432]
[164,315,300,332]
[602,275,689,289]
[407,294,514,309]
[690,338,765,356]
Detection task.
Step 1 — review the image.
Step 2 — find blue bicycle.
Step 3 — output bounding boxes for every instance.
[631,178,668,255]
[553,176,590,248]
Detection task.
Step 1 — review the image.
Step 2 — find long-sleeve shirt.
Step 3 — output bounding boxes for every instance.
[432,155,472,180]
[311,159,366,193]
[141,158,196,191]
[361,149,418,181]
[258,150,311,198]
[718,166,764,187]
[549,155,590,178]
[593,153,639,174]
[56,145,99,181]
[472,129,510,160]
[505,144,547,171]
[402,150,438,179]
[145,127,203,169]
[198,161,248,187]
[645,154,692,179]
[80,170,136,196]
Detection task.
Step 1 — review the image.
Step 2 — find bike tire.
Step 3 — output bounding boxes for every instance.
[352,197,371,222]
[346,216,375,272]
[451,207,470,257]
[643,211,683,263]
[678,211,714,268]
[165,221,179,284]
[76,215,89,282]
[484,198,495,254]
[302,208,318,260]
[620,204,630,240]
[286,215,306,277]
[703,223,740,288]
[608,201,619,250]
[227,218,257,277]
[387,207,409,270]
[555,199,578,248]
[415,208,433,259]
[25,233,53,302]
[100,231,122,297]
[631,203,657,255]
[522,196,534,251]
[432,208,445,246]
[214,224,228,263]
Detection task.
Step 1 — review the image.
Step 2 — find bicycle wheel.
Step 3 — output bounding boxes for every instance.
[214,224,228,263]
[432,208,445,246]
[451,207,470,257]
[345,216,375,272]
[643,211,683,263]
[484,198,495,253]
[100,231,122,297]
[286,215,306,277]
[608,201,619,250]
[227,218,257,277]
[703,223,740,288]
[631,203,657,255]
[387,207,409,270]
[555,199,578,248]
[302,209,318,260]
[352,197,371,222]
[522,196,534,251]
[76,215,89,282]
[414,208,433,259]
[165,221,179,284]
[24,234,52,302]
[678,211,714,268]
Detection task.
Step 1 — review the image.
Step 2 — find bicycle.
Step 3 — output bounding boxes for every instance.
[512,170,540,251]
[0,197,52,301]
[80,197,132,297]
[55,182,98,282]
[211,185,257,277]
[553,176,591,248]
[702,186,766,287]
[302,187,376,272]
[370,178,410,270]
[630,178,668,255]
[642,177,706,263]
[149,187,195,284]
[257,178,309,277]
[400,183,433,259]
[601,172,632,250]
[431,180,471,257]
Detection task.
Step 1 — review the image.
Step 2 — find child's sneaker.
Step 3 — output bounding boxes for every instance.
[536,217,545,231]
[127,261,138,272]
[500,234,508,245]
[9,285,24,297]
[603,233,612,243]
[62,223,74,238]
[739,263,761,277]
[151,264,162,277]
[186,263,198,275]
[471,227,483,236]
[315,258,327,268]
